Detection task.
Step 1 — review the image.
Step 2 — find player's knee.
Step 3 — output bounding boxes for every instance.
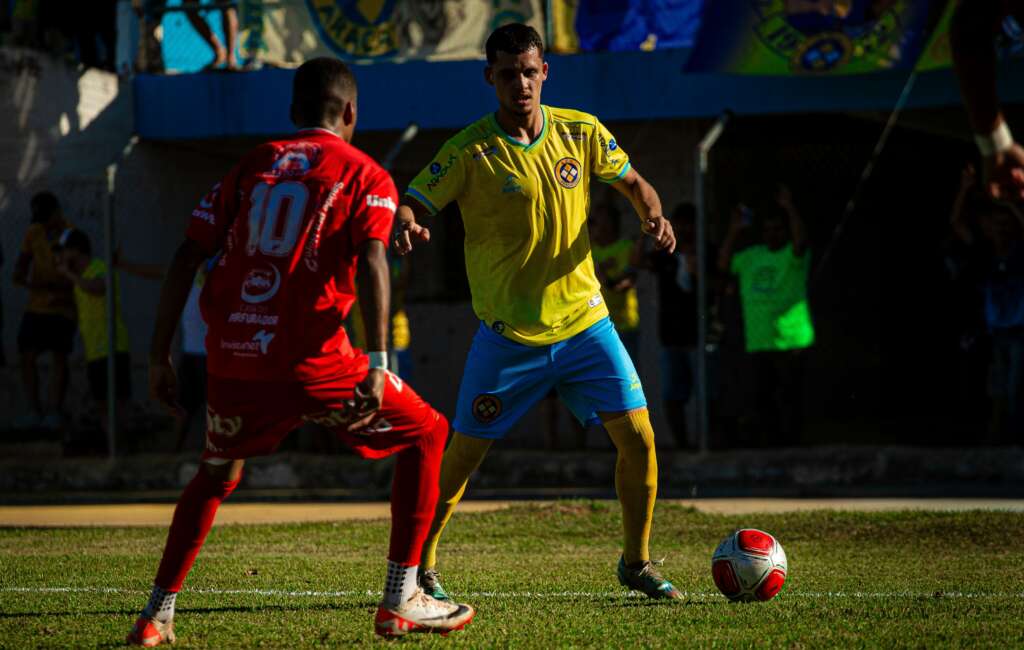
[425,411,450,451]
[203,457,245,483]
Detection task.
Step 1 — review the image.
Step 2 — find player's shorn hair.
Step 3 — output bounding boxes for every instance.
[291,57,357,128]
[485,23,544,64]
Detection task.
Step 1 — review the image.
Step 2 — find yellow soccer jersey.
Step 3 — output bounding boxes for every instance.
[406,105,631,346]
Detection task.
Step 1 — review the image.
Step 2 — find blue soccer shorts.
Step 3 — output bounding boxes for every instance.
[452,317,648,438]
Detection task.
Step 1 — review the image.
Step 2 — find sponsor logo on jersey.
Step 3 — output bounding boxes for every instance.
[366,194,397,213]
[303,407,393,436]
[304,180,344,272]
[554,157,582,189]
[472,394,502,424]
[588,293,603,308]
[270,143,322,177]
[425,153,457,191]
[227,311,280,326]
[608,139,618,151]
[501,175,523,194]
[241,264,281,304]
[252,329,275,354]
[191,182,220,224]
[305,0,401,60]
[472,145,498,160]
[561,132,586,142]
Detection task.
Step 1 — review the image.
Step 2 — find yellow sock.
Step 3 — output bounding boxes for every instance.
[421,431,493,569]
[603,408,658,564]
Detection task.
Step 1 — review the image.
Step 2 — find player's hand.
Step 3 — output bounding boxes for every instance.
[643,216,676,252]
[393,218,430,255]
[149,358,185,417]
[982,144,1024,202]
[348,368,386,432]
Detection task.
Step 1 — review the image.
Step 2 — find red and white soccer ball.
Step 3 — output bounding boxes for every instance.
[711,529,788,602]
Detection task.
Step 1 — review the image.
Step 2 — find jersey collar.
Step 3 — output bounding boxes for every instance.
[489,106,548,152]
[297,127,341,138]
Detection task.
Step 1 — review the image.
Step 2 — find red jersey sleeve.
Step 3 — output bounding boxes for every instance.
[186,165,242,256]
[348,169,398,249]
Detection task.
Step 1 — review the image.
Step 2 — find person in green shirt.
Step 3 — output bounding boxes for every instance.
[718,185,813,445]
[54,229,132,442]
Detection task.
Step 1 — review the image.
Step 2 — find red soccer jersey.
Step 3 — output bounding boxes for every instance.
[186,129,398,381]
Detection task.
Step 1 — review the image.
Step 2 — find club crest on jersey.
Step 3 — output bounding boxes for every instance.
[270,143,322,177]
[472,394,502,424]
[241,264,281,304]
[554,157,582,189]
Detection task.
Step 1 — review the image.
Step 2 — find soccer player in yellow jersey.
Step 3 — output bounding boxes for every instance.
[395,23,682,601]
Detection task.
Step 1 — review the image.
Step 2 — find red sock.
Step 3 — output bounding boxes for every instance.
[154,468,240,591]
[387,412,447,564]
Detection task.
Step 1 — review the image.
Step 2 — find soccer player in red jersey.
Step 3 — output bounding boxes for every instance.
[126,58,474,645]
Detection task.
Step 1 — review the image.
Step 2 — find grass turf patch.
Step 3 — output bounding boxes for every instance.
[1,502,1023,648]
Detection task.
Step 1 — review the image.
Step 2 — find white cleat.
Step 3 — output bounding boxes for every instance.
[374,588,475,637]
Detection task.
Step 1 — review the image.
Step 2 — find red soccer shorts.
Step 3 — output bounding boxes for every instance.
[201,359,442,461]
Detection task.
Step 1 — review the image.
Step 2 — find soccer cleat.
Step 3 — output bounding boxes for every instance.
[417,567,451,601]
[126,616,176,647]
[617,556,684,600]
[374,588,475,637]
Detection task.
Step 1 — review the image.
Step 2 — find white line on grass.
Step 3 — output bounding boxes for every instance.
[2,587,1022,600]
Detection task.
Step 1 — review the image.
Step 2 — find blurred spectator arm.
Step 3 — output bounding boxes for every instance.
[950,164,976,245]
[113,245,166,280]
[718,206,747,273]
[150,239,206,364]
[776,184,807,257]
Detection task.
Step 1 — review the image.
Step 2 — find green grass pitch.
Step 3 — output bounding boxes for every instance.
[2,502,1023,648]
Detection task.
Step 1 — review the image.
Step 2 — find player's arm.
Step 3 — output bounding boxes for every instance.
[718,205,749,273]
[393,199,433,255]
[611,168,676,252]
[149,238,206,414]
[951,0,1024,201]
[776,184,808,257]
[348,239,391,432]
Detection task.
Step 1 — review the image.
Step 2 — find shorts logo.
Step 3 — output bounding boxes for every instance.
[491,321,506,334]
[555,157,582,189]
[206,405,242,438]
[472,394,502,424]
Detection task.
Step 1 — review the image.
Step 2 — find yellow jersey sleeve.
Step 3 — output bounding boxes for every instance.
[591,119,631,183]
[405,139,466,215]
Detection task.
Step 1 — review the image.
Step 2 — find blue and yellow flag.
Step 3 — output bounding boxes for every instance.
[685,0,948,75]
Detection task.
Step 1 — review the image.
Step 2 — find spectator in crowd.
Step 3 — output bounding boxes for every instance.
[590,200,640,362]
[634,202,703,449]
[718,185,813,446]
[138,1,239,72]
[173,257,212,450]
[12,191,76,430]
[390,255,413,381]
[54,229,131,446]
[949,166,1024,443]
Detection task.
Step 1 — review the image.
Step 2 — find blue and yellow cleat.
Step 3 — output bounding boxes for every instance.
[418,567,452,602]
[617,556,684,600]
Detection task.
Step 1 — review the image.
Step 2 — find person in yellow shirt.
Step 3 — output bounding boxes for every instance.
[12,192,76,430]
[395,23,681,601]
[54,229,132,440]
[590,201,640,362]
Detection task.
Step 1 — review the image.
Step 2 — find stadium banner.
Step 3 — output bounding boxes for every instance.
[548,0,702,54]
[684,0,949,75]
[161,0,544,71]
[238,0,544,65]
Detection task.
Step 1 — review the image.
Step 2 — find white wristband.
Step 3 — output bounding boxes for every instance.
[975,122,1014,156]
[367,351,389,370]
